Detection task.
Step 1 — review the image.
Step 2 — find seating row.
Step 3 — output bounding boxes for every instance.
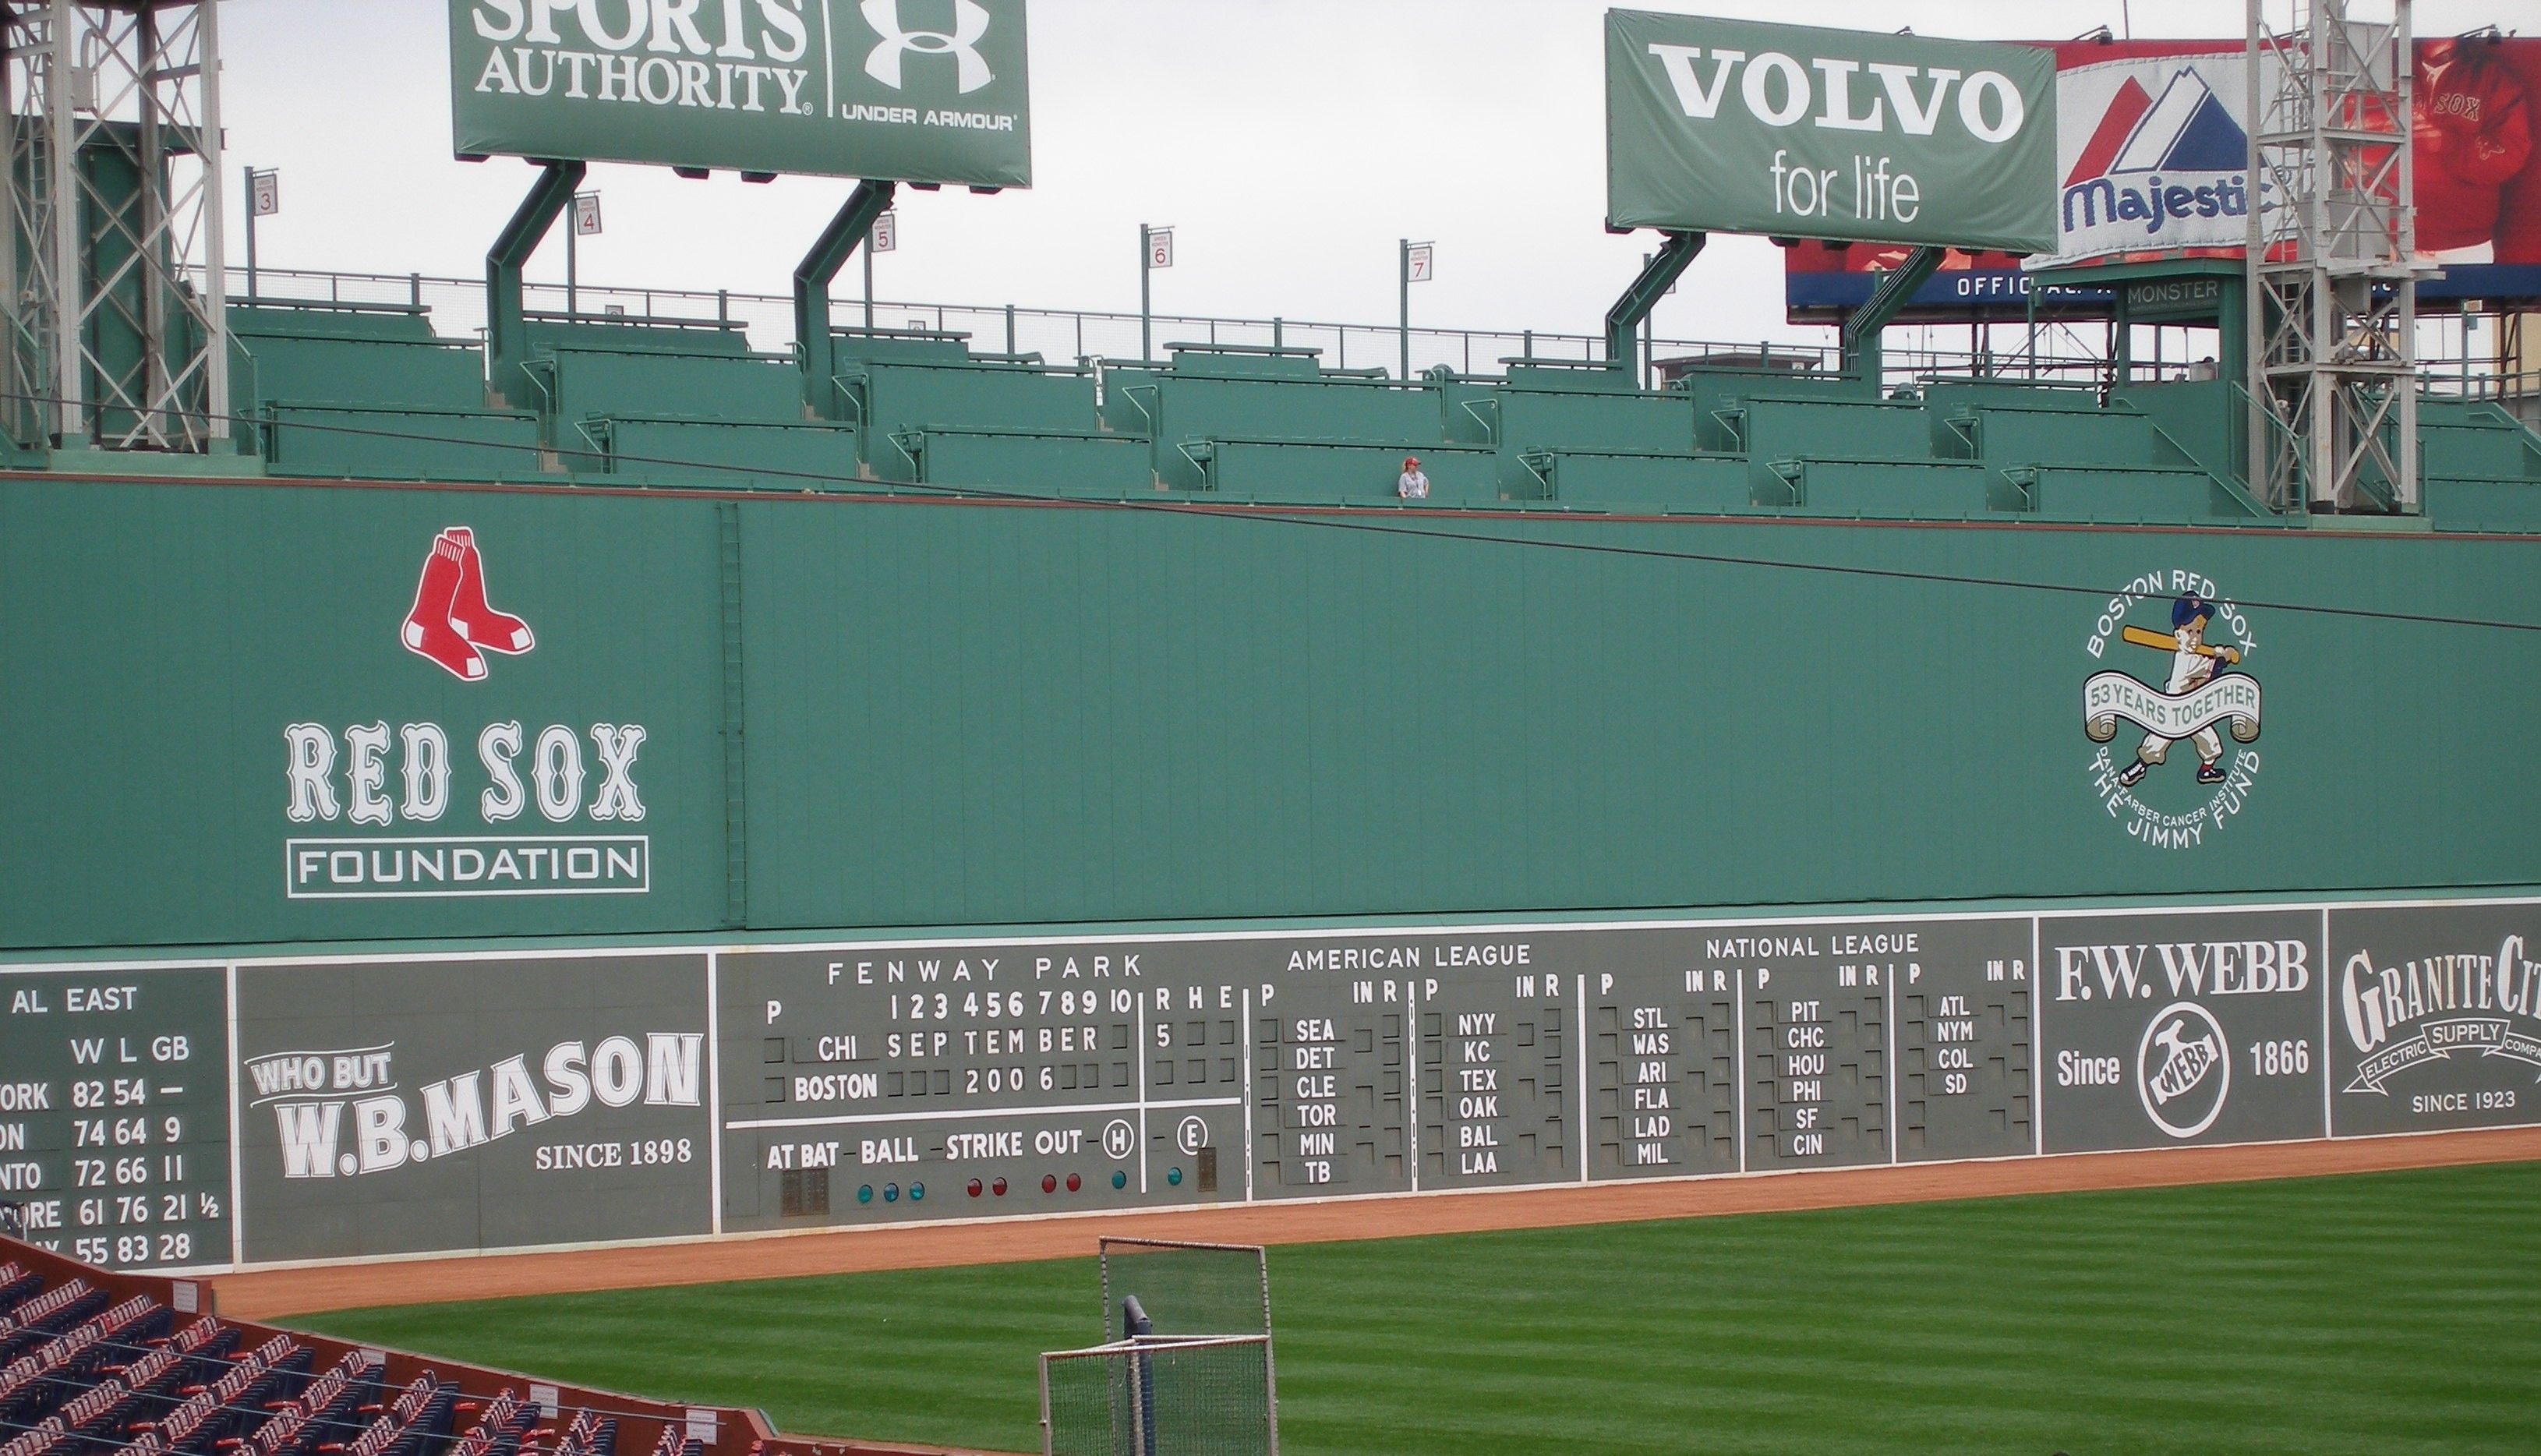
[216,298,2539,530]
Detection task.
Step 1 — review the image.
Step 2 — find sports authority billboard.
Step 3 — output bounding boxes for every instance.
[1606,12,2058,253]
[451,0,1032,188]
[1786,37,2541,317]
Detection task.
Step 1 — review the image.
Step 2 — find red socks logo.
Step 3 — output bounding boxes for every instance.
[401,527,535,681]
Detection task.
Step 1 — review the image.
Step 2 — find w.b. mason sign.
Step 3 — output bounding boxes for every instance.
[451,0,1032,187]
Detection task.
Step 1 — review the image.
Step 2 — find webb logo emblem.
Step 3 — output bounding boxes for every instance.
[401,528,534,682]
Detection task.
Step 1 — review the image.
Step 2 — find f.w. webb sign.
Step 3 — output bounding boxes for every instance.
[1606,12,2055,253]
[451,0,1032,187]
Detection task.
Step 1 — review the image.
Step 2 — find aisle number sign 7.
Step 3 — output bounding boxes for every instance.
[1407,243,1433,282]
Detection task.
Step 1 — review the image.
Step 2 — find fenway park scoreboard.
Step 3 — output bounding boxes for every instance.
[5,896,2541,1272]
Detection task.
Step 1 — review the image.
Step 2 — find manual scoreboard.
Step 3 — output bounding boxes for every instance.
[5,896,2539,1270]
[0,967,230,1271]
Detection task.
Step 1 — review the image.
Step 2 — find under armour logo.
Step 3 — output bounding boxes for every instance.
[861,0,993,94]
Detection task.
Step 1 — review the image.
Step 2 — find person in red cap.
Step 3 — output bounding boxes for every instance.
[1397,454,1429,500]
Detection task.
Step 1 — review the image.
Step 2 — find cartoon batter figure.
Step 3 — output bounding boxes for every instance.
[2115,592,2243,788]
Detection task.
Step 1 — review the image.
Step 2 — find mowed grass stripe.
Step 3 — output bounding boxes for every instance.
[296,1161,2541,1454]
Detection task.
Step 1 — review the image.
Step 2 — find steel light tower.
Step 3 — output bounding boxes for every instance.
[1,0,230,451]
[2245,0,2418,514]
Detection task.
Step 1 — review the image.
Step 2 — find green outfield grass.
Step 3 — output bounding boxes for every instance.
[297,1161,2541,1454]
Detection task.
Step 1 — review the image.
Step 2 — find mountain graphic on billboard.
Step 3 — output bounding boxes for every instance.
[2066,67,2248,186]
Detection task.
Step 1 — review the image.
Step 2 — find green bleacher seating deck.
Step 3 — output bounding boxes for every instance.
[1918,379,2109,411]
[1491,387,1697,456]
[529,345,801,426]
[1193,438,1501,503]
[1143,375,1447,482]
[1957,403,2180,468]
[829,327,977,366]
[1684,373,1873,449]
[229,299,439,341]
[260,402,542,482]
[1737,397,1932,462]
[230,333,486,415]
[1519,449,1752,511]
[1771,458,1996,518]
[894,425,1151,495]
[579,415,860,490]
[2422,419,2541,481]
[841,359,1098,464]
[525,315,752,355]
[2015,464,2246,522]
[1161,343,1326,380]
[2424,477,2541,532]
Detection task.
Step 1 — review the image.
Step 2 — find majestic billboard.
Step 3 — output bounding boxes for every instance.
[1786,36,2541,318]
[450,0,1033,188]
[1606,12,2059,253]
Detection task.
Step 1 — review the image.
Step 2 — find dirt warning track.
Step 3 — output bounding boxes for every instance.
[212,1126,2541,1320]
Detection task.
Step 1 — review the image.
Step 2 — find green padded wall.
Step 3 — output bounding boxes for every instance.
[5,473,2536,951]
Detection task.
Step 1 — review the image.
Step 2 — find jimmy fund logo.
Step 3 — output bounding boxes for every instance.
[2083,570,2263,849]
[247,1034,702,1178]
[2340,935,2541,1094]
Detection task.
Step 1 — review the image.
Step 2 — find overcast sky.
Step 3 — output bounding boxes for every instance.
[217,0,2521,350]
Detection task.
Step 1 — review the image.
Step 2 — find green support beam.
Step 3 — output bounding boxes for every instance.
[484,160,585,409]
[1604,231,1704,369]
[1839,244,1943,387]
[795,179,898,419]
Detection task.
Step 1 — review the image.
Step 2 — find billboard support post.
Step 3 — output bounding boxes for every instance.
[1603,231,1704,369]
[1140,224,1154,362]
[485,159,585,408]
[1842,245,1945,385]
[795,180,899,420]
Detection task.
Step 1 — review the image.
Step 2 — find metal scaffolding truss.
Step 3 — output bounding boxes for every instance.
[2245,0,2417,514]
[1,0,228,451]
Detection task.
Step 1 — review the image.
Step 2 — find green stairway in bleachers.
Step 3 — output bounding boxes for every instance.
[229,299,541,481]
[1137,344,1451,489]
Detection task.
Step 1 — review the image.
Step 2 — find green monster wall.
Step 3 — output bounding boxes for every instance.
[2,474,2536,952]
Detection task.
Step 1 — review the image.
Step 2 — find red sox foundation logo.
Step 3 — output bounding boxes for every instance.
[403,527,533,681]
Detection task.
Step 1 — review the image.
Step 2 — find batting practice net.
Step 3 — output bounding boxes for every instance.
[1040,1334,1276,1456]
[1097,1238,1272,1340]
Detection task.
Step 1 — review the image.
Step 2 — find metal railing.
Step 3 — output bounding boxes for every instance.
[208,264,2128,389]
[202,264,2538,407]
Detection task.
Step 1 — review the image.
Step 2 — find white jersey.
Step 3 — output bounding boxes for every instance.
[1398,470,1430,499]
